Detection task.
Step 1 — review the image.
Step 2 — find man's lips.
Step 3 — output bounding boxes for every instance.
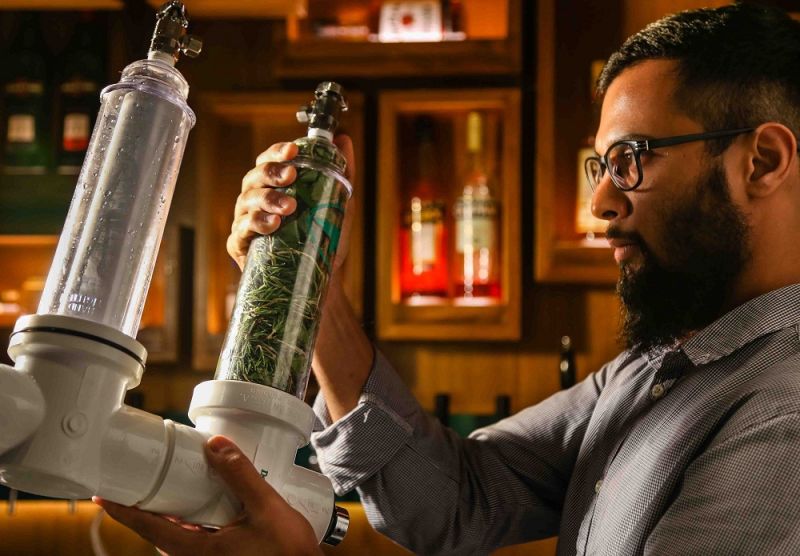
[607,238,641,264]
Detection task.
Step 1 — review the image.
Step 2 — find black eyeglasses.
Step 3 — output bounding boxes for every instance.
[584,127,755,192]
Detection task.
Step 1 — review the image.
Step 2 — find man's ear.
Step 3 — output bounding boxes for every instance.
[743,122,797,198]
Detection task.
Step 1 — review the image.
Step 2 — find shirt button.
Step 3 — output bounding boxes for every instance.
[595,479,603,494]
[650,383,665,400]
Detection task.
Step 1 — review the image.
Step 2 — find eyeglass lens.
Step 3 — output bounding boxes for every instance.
[586,143,640,191]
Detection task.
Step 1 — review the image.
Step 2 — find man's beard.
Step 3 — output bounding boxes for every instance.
[614,163,751,353]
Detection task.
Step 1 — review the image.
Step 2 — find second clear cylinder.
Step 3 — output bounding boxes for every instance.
[215,137,350,399]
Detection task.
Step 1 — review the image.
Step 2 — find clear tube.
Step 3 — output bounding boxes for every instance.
[214,136,351,400]
[37,59,195,338]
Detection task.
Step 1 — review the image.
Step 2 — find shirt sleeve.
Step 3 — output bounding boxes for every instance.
[645,412,800,555]
[311,349,610,555]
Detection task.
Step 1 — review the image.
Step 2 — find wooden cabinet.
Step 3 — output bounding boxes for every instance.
[534,0,620,285]
[277,0,521,78]
[192,91,365,370]
[377,88,521,341]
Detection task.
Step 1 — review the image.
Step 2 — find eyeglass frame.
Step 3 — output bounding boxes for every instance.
[584,127,755,192]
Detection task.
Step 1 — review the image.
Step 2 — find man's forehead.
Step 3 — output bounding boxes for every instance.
[595,59,697,150]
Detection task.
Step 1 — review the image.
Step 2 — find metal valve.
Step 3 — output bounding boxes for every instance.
[296,82,348,134]
[149,1,203,64]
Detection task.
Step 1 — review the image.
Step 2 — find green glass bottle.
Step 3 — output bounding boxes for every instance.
[56,12,104,175]
[3,12,48,175]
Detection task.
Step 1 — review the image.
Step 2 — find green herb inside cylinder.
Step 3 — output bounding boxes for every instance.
[215,83,350,400]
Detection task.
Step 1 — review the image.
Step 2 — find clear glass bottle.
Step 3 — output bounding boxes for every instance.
[399,116,448,303]
[454,111,500,302]
[215,83,352,400]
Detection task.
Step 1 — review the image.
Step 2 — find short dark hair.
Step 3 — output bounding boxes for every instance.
[598,3,800,154]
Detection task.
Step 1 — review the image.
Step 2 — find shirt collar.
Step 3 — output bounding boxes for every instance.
[682,283,800,365]
[645,283,800,370]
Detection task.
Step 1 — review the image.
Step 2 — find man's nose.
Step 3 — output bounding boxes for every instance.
[591,174,631,222]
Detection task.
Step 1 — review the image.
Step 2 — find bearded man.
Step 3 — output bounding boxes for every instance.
[100,4,800,555]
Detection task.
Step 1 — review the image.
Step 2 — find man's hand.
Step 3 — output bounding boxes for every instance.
[94,436,322,556]
[227,135,356,271]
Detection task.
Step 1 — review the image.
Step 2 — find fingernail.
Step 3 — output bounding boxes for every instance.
[280,166,292,180]
[278,197,291,209]
[282,143,293,156]
[208,436,233,454]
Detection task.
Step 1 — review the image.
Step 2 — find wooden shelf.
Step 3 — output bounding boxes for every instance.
[0,1,121,8]
[192,91,365,370]
[146,0,304,19]
[277,0,520,78]
[377,88,521,341]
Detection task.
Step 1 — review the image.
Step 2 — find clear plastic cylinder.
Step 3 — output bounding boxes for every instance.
[215,136,351,399]
[38,59,195,338]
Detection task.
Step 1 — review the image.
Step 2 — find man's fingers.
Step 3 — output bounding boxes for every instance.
[230,212,280,244]
[241,161,297,193]
[255,142,298,167]
[94,497,206,555]
[235,187,297,219]
[205,436,284,515]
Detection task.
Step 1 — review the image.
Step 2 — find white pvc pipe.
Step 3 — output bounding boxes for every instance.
[0,364,44,455]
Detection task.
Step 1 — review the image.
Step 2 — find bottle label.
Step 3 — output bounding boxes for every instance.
[411,221,439,271]
[63,113,91,152]
[455,198,498,252]
[7,114,35,144]
[5,81,44,96]
[456,217,495,253]
[379,1,442,42]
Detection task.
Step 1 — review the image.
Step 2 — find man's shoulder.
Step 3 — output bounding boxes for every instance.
[713,351,800,442]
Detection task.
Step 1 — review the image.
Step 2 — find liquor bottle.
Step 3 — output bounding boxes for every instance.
[399,116,448,302]
[575,59,607,238]
[434,393,450,427]
[3,12,48,175]
[559,335,577,389]
[56,12,103,175]
[494,394,511,419]
[454,111,500,302]
[442,0,465,40]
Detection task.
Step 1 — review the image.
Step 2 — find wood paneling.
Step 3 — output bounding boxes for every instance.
[621,0,731,38]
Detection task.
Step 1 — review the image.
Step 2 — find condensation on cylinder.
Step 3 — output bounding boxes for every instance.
[37,59,195,338]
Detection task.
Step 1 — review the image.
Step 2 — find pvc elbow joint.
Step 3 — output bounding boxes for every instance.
[0,364,45,456]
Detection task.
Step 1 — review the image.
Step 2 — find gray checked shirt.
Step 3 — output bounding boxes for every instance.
[311,284,800,555]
